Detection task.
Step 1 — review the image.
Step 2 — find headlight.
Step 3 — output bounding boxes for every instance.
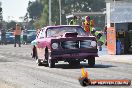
[52,43,59,49]
[81,40,91,46]
[90,41,96,47]
[80,40,92,48]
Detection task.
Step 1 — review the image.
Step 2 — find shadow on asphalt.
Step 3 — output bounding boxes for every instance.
[55,63,116,69]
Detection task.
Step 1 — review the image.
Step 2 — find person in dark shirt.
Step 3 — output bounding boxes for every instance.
[1,29,6,45]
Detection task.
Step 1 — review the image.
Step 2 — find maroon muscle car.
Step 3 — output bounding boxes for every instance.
[31,25,98,68]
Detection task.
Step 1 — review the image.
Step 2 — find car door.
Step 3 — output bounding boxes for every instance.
[36,29,46,60]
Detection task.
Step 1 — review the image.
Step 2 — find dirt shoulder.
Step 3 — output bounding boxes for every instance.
[0,80,16,88]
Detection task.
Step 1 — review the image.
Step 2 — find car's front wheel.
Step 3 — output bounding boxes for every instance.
[48,59,55,68]
[36,59,42,66]
[88,57,95,67]
[45,48,55,68]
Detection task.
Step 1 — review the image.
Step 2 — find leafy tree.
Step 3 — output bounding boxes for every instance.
[6,21,16,30]
[33,0,49,28]
[63,0,106,28]
[28,0,106,28]
[64,0,105,12]
[41,0,49,26]
[51,0,59,25]
[53,0,105,25]
[27,1,43,20]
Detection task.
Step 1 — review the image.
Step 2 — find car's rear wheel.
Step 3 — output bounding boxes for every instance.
[88,57,95,67]
[33,47,42,66]
[32,46,38,60]
[43,48,48,66]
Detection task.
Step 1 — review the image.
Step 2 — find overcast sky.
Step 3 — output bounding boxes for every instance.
[1,0,35,22]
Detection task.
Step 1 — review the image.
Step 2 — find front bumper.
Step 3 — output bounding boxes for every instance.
[51,49,98,60]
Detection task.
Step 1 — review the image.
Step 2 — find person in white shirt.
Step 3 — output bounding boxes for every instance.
[22,29,28,45]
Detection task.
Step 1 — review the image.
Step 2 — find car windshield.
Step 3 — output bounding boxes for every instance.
[47,26,86,37]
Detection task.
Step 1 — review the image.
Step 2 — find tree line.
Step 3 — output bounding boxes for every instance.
[27,0,106,29]
[3,0,106,30]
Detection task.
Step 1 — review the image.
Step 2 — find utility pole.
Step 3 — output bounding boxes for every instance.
[59,0,61,25]
[49,0,51,26]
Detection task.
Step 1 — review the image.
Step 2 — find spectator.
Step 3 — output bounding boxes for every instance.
[14,24,22,47]
[22,29,28,45]
[1,29,6,45]
[82,16,94,35]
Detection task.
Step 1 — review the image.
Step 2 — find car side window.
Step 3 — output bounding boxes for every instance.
[37,30,42,39]
[38,30,45,39]
[46,29,51,37]
[40,30,45,38]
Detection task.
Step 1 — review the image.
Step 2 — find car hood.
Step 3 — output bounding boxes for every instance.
[48,35,96,43]
[31,33,95,46]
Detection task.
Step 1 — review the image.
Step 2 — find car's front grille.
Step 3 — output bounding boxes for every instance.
[61,41,79,49]
[61,40,93,49]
